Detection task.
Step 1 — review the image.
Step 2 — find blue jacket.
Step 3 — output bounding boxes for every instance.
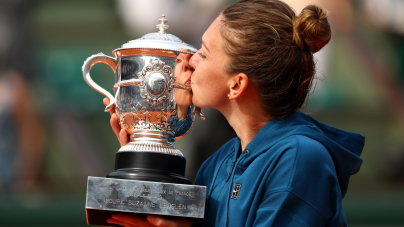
[195,111,364,227]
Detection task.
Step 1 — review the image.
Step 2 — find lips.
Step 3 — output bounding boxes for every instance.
[183,80,192,93]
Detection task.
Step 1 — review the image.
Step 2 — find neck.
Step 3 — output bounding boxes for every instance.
[220,101,271,151]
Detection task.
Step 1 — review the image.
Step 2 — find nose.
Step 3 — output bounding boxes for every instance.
[189,53,198,71]
[182,53,193,72]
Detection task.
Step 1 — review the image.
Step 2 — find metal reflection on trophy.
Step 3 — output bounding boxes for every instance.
[82,15,206,226]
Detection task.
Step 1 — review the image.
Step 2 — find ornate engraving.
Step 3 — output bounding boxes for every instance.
[138,59,175,106]
[117,101,176,137]
[119,113,131,131]
[109,57,192,156]
[130,108,153,131]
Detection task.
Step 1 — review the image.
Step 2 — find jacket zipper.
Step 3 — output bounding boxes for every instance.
[224,150,249,226]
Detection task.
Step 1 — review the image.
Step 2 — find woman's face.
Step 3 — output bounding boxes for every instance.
[174,52,193,107]
[189,16,232,110]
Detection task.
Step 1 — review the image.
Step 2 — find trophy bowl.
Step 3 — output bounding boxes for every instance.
[82,15,206,226]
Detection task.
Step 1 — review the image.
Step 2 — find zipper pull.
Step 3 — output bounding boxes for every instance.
[226,162,236,182]
[226,149,250,182]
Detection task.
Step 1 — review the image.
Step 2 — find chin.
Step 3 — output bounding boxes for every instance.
[192,93,209,108]
[192,100,208,109]
[191,96,200,107]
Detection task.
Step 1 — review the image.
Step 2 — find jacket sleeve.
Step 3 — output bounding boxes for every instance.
[253,190,325,227]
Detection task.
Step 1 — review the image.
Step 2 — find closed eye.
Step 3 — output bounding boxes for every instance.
[198,52,206,59]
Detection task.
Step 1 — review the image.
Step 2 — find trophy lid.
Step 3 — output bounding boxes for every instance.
[114,15,197,55]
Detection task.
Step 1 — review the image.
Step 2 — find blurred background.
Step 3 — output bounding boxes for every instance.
[0,0,403,226]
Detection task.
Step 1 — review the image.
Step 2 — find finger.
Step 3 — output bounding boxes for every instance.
[103,97,116,115]
[119,129,130,146]
[107,218,134,227]
[103,97,110,106]
[110,113,121,138]
[194,107,205,120]
[111,214,156,227]
[147,215,194,227]
[107,218,142,227]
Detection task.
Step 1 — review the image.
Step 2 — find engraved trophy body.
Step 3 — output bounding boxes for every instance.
[82,16,206,226]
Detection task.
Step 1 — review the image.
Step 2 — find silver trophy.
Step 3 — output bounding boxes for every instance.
[82,15,206,226]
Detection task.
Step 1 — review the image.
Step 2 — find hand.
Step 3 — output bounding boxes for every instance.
[103,97,130,146]
[107,214,194,227]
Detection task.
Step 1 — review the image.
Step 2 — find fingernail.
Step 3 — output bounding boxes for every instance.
[147,215,155,223]
[147,215,159,224]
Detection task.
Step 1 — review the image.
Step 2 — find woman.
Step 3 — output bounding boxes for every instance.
[105,0,365,226]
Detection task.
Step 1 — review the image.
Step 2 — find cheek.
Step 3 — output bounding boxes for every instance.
[192,77,227,108]
[193,72,211,93]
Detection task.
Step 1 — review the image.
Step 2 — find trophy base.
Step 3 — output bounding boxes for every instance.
[85,177,206,226]
[85,151,204,226]
[106,151,191,184]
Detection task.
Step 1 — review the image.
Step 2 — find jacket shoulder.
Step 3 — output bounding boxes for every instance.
[194,137,238,186]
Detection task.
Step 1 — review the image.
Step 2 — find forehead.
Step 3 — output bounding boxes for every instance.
[202,17,223,49]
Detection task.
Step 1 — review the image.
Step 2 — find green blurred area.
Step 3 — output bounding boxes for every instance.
[1,0,404,226]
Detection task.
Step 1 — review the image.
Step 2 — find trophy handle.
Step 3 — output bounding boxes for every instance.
[171,82,191,90]
[82,53,117,112]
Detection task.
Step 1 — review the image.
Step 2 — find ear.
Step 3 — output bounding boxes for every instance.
[228,73,249,100]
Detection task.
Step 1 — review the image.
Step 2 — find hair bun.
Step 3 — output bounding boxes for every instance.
[292,5,331,53]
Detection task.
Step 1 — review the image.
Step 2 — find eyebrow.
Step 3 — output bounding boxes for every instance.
[201,39,210,53]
